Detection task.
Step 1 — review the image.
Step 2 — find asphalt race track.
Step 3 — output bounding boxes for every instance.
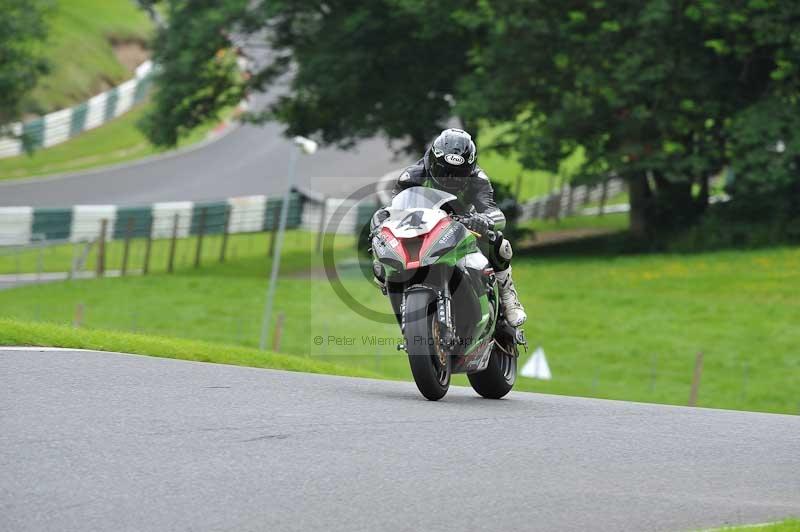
[2,348,799,532]
[0,110,409,208]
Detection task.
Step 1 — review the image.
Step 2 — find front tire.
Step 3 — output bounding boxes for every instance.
[404,290,450,401]
[468,344,517,399]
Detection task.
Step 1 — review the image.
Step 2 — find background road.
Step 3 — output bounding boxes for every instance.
[2,348,799,532]
[0,118,408,207]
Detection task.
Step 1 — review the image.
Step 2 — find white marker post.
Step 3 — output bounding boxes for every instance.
[521,347,552,380]
[260,136,318,350]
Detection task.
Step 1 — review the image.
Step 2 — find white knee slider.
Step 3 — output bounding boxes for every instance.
[499,238,513,260]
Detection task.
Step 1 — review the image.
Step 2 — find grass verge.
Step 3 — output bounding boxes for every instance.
[708,519,800,531]
[0,317,379,379]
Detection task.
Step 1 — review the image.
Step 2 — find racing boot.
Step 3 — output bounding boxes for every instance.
[495,266,527,327]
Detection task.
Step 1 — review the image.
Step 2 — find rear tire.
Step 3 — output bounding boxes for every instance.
[468,344,517,399]
[404,291,450,401]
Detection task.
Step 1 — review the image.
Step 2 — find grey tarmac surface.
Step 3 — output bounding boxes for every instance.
[2,348,799,532]
[0,116,409,208]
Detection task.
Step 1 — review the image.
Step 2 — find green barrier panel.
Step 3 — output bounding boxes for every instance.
[133,76,151,104]
[69,102,88,137]
[114,206,153,239]
[190,202,228,235]
[32,208,72,241]
[263,193,303,231]
[103,87,119,122]
[22,118,45,151]
[287,193,302,228]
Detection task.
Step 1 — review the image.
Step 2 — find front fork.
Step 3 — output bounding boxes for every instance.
[395,266,457,352]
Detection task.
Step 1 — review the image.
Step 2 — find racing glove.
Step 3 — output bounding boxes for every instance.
[460,213,493,236]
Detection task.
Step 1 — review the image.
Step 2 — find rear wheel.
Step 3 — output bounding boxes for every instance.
[404,291,450,401]
[468,343,517,399]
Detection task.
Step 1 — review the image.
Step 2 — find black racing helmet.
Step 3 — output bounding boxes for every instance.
[424,128,477,191]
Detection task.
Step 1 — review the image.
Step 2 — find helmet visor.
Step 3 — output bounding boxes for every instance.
[430,160,471,189]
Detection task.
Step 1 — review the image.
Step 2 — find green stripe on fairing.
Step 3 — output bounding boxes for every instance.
[428,232,478,266]
[463,287,496,356]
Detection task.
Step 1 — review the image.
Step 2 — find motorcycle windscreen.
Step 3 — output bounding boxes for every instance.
[389,186,456,211]
[384,187,456,239]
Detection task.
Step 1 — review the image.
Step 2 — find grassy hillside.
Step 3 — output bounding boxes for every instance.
[1,227,797,414]
[26,0,154,114]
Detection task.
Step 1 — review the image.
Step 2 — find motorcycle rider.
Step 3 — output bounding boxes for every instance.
[373,128,527,327]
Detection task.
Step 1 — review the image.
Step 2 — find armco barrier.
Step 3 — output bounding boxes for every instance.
[0,61,154,158]
[0,193,303,247]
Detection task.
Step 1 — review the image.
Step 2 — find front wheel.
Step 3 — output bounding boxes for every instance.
[468,344,517,399]
[404,290,450,401]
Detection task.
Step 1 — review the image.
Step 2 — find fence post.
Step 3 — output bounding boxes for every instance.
[36,243,44,282]
[143,231,153,275]
[316,197,328,254]
[268,204,281,257]
[96,219,107,277]
[688,351,704,407]
[73,303,84,328]
[598,179,609,217]
[194,207,207,269]
[219,205,231,263]
[566,185,575,216]
[272,312,285,352]
[121,217,134,276]
[167,213,179,273]
[69,242,77,281]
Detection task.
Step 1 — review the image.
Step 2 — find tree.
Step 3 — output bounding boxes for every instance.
[146,0,799,240]
[0,0,49,144]
[139,0,250,147]
[143,0,480,153]
[458,0,800,237]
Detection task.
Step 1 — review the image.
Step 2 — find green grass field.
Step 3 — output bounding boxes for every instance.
[0,103,230,180]
[521,211,630,233]
[712,520,800,531]
[0,230,321,275]
[27,0,154,114]
[1,226,798,414]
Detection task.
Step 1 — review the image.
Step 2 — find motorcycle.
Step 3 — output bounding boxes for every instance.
[370,186,525,401]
